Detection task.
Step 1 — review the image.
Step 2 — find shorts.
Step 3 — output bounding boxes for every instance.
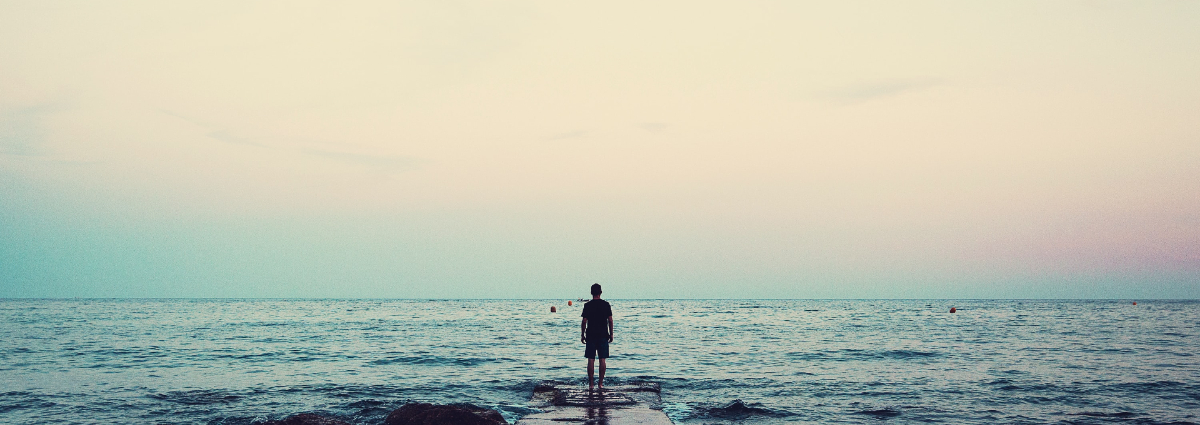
[585,339,609,359]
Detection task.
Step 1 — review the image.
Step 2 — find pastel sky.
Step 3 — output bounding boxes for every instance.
[2,1,1198,299]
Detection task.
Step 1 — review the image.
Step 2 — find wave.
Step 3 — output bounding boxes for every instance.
[1068,411,1136,418]
[0,391,58,414]
[368,355,510,367]
[788,349,941,361]
[148,389,242,405]
[856,408,902,418]
[687,399,792,420]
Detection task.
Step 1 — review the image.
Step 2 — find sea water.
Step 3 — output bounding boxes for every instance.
[1,299,1197,424]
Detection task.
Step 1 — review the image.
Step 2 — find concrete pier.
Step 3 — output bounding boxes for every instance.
[516,382,674,425]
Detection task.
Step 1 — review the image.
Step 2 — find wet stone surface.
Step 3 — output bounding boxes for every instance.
[518,382,673,425]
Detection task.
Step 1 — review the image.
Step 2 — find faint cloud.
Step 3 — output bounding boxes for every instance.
[636,122,668,133]
[159,110,422,172]
[206,130,265,147]
[545,130,588,141]
[159,109,267,148]
[302,149,424,172]
[158,109,210,127]
[0,103,62,157]
[0,102,97,164]
[813,77,945,104]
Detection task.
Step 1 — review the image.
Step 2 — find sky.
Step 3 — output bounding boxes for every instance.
[1,1,1198,299]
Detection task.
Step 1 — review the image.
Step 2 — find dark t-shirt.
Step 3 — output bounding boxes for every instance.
[581,299,613,341]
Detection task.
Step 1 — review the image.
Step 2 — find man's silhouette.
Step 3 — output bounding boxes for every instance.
[580,283,613,391]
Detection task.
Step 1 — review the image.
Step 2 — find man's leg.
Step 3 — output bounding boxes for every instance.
[598,359,606,389]
[587,358,595,391]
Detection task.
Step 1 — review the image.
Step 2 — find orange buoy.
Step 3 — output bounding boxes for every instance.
[1132,302,1137,305]
[550,306,557,312]
[568,301,573,306]
[949,307,956,313]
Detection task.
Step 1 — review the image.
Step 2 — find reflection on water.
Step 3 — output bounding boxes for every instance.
[584,405,609,425]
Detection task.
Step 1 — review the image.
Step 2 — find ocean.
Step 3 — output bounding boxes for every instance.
[1,299,1197,424]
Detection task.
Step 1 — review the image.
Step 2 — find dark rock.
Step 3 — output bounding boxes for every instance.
[693,399,791,420]
[385,403,507,425]
[264,413,351,425]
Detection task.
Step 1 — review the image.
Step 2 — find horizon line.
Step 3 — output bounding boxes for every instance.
[0,297,1190,301]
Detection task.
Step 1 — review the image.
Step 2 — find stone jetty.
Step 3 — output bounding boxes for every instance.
[516,382,674,425]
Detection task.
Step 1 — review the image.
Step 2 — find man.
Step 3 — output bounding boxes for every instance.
[580,283,613,392]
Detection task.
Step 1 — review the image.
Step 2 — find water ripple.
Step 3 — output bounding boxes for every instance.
[1,299,1198,424]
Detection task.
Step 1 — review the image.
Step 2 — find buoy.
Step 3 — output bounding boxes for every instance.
[550,306,557,312]
[949,307,956,313]
[1132,302,1137,305]
[568,301,573,306]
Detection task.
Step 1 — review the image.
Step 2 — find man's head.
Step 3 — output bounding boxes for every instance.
[590,283,602,297]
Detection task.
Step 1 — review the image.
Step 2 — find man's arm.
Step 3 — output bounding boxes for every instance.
[581,318,588,344]
[607,316,614,343]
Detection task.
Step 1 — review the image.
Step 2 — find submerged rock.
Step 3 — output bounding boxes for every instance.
[690,399,791,420]
[264,413,351,425]
[384,403,508,425]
